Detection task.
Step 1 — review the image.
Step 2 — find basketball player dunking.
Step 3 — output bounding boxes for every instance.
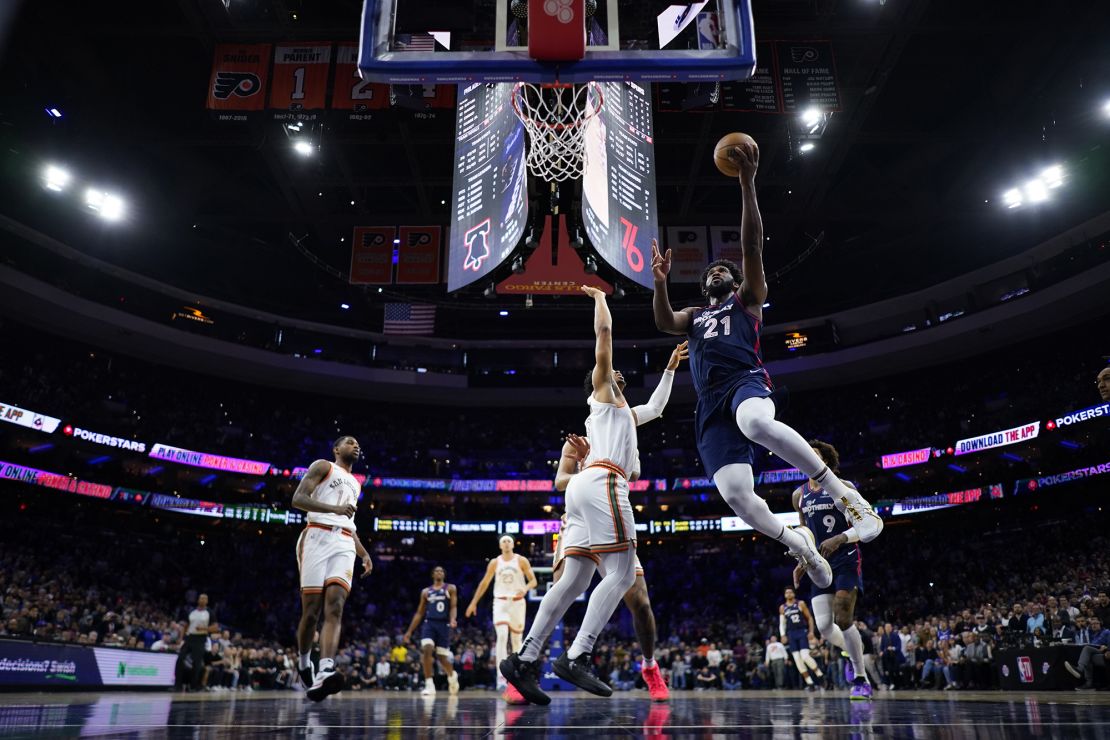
[793,440,872,700]
[779,587,823,690]
[501,285,641,705]
[291,435,373,702]
[650,137,882,586]
[464,535,538,700]
[548,341,689,702]
[403,566,461,696]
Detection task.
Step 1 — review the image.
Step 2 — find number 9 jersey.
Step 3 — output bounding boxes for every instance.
[798,479,864,597]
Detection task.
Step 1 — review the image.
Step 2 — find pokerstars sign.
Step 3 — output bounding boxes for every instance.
[0,401,61,434]
[63,426,147,453]
[1045,402,1110,431]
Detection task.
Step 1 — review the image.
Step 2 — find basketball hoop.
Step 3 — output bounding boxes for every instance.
[511,81,603,182]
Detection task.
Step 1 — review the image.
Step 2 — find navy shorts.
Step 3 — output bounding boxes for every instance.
[813,559,864,598]
[420,620,450,649]
[787,631,810,652]
[695,377,777,478]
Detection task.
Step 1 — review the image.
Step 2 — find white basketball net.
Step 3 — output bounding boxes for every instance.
[511,81,603,182]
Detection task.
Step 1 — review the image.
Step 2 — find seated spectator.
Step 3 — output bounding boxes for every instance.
[722,662,742,690]
[694,666,716,691]
[916,639,943,689]
[670,652,688,691]
[1065,616,1110,690]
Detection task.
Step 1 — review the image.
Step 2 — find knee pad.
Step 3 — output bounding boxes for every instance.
[436,647,452,659]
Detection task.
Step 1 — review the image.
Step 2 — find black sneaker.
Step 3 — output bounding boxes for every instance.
[306,669,344,702]
[500,653,550,706]
[298,665,314,690]
[553,652,613,697]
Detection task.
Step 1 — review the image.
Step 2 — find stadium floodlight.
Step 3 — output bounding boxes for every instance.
[1003,188,1023,209]
[1024,178,1049,204]
[293,140,314,156]
[1103,99,1110,118]
[43,165,71,192]
[800,107,822,129]
[340,303,350,310]
[1041,165,1064,188]
[799,142,816,153]
[45,107,62,119]
[86,188,125,220]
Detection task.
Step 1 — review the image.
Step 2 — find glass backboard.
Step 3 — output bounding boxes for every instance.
[359,0,756,84]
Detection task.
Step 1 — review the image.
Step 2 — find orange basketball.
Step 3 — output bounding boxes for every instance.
[713,132,757,177]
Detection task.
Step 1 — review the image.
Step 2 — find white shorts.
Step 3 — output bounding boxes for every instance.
[297,524,356,594]
[493,597,527,633]
[555,522,644,577]
[561,462,637,563]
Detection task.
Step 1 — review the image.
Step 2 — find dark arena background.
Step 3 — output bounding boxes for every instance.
[1,0,1109,736]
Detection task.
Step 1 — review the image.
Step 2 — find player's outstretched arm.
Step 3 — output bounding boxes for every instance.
[465,559,498,617]
[631,341,688,426]
[402,590,427,644]
[581,285,616,403]
[729,143,768,310]
[651,240,693,335]
[291,460,354,516]
[555,434,589,491]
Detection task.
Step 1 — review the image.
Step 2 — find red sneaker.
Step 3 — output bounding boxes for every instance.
[502,683,528,705]
[641,662,670,702]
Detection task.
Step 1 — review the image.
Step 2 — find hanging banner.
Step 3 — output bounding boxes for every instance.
[206,44,271,120]
[349,227,396,284]
[665,227,709,283]
[332,44,389,120]
[709,225,743,264]
[775,40,841,112]
[0,401,61,434]
[268,43,332,119]
[721,41,780,113]
[396,226,442,284]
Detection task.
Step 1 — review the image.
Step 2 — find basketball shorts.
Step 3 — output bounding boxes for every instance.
[493,596,527,633]
[787,631,810,653]
[812,557,864,598]
[420,620,451,649]
[296,523,356,595]
[561,461,637,562]
[555,519,644,578]
[695,377,781,478]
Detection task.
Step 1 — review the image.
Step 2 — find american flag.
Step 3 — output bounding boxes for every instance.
[383,303,436,335]
[395,33,437,52]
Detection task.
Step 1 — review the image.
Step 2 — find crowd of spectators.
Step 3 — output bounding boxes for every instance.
[2,488,1107,692]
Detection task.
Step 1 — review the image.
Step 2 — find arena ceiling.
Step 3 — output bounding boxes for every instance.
[1,0,1108,339]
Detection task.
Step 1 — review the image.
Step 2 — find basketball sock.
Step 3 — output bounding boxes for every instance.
[298,653,311,670]
[494,624,510,679]
[712,463,806,552]
[519,557,595,662]
[318,658,334,672]
[842,625,867,682]
[800,649,820,673]
[510,630,522,654]
[568,548,637,660]
[642,657,657,669]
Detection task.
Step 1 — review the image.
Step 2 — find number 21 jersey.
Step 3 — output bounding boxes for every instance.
[687,293,771,404]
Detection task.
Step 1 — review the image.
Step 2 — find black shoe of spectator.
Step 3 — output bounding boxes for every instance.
[499,654,550,706]
[553,653,612,697]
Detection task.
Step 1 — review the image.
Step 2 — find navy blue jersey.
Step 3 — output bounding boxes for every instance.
[687,293,771,402]
[783,602,807,634]
[424,584,451,623]
[799,481,861,571]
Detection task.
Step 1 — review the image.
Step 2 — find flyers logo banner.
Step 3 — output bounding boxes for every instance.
[665,227,709,283]
[396,226,442,284]
[207,44,271,115]
[269,43,332,117]
[332,44,389,119]
[349,227,396,284]
[709,226,743,264]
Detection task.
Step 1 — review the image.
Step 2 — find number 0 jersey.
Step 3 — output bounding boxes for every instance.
[687,292,772,402]
[424,584,451,623]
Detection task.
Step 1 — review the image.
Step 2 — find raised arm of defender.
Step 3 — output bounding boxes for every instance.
[580,285,617,404]
[631,341,688,426]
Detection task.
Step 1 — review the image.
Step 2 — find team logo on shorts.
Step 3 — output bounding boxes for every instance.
[213,72,261,100]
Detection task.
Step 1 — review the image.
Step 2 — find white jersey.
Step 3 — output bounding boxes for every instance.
[582,394,638,477]
[306,461,360,531]
[492,555,527,598]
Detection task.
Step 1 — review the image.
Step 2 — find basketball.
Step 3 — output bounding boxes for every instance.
[714,132,757,177]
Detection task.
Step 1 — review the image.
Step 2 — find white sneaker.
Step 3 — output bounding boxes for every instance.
[306,669,344,702]
[447,672,459,695]
[835,489,884,542]
[421,679,436,696]
[789,526,833,588]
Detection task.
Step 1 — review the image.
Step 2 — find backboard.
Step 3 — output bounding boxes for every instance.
[359,0,756,84]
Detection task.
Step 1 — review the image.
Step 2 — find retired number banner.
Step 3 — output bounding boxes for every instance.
[268,43,331,117]
[332,44,389,120]
[206,44,271,119]
[349,227,396,285]
[396,226,442,284]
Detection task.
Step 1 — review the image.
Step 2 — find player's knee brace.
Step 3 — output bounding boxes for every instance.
[436,647,451,659]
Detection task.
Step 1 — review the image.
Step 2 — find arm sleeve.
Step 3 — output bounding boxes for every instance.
[630,369,675,426]
[779,614,787,637]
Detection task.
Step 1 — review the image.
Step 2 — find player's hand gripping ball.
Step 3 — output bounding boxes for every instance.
[713,132,758,178]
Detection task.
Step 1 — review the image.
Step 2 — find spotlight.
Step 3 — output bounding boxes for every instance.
[799,142,815,154]
[511,254,526,274]
[612,283,625,300]
[1041,165,1064,188]
[1002,188,1023,209]
[800,107,822,129]
[340,303,350,310]
[293,140,314,156]
[583,255,598,274]
[45,107,63,119]
[499,310,509,317]
[43,165,71,192]
[1103,100,1110,118]
[1024,178,1049,204]
[85,189,125,221]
